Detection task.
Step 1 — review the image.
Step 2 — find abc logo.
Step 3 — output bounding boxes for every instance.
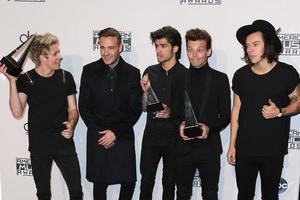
[23,123,28,132]
[278,178,288,194]
[19,31,31,44]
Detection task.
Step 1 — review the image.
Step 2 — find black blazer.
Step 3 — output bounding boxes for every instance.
[177,64,231,156]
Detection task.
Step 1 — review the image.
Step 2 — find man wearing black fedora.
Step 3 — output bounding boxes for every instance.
[227,19,300,200]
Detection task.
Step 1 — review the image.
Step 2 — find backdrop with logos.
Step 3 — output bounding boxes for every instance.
[0,0,300,199]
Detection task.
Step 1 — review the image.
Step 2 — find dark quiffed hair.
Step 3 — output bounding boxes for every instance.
[242,31,280,64]
[185,28,212,50]
[98,27,122,44]
[150,26,182,60]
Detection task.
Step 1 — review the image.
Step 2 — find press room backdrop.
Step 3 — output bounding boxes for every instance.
[0,0,300,199]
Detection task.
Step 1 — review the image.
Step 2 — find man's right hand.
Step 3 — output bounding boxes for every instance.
[0,63,17,82]
[140,74,150,92]
[227,146,236,165]
[179,121,193,141]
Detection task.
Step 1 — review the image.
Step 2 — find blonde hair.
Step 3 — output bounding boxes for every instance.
[29,33,59,66]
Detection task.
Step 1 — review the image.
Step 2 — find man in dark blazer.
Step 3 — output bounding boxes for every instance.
[139,26,187,200]
[79,27,142,200]
[176,28,231,200]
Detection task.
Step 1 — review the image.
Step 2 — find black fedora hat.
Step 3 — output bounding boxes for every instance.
[236,19,282,53]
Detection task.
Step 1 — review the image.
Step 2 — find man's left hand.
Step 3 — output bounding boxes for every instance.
[195,123,209,140]
[98,130,116,148]
[61,121,74,139]
[155,104,170,118]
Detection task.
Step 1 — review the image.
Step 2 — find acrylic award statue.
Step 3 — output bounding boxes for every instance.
[184,91,202,138]
[1,34,35,77]
[146,79,164,112]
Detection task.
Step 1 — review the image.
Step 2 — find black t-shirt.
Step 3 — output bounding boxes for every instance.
[232,62,299,156]
[17,68,77,153]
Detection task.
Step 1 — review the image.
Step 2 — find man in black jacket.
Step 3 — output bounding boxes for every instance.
[139,26,186,200]
[176,28,231,200]
[79,27,142,200]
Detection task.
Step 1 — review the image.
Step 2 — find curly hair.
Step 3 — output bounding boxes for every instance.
[242,31,280,64]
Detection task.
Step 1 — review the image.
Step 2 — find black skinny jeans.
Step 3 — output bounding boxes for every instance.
[93,182,135,200]
[176,154,220,200]
[30,152,83,200]
[235,154,284,200]
[139,126,177,200]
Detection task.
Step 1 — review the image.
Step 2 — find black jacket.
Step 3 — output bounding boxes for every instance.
[177,63,231,156]
[79,57,142,183]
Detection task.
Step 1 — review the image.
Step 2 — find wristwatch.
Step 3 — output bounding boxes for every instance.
[277,108,282,117]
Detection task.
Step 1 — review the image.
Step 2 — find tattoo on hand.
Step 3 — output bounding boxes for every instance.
[290,95,298,103]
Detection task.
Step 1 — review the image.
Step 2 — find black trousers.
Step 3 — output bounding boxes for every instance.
[93,182,135,200]
[30,152,83,200]
[176,154,220,200]
[139,126,177,200]
[235,154,284,200]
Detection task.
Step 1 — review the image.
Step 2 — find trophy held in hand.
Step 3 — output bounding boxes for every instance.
[1,34,35,77]
[146,80,164,112]
[184,91,202,138]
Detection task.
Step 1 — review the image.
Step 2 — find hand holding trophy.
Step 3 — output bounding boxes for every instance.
[0,63,16,81]
[142,74,164,112]
[1,34,35,77]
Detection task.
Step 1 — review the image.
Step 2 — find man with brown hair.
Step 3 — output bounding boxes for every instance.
[176,28,231,200]
[227,19,300,200]
[79,27,142,199]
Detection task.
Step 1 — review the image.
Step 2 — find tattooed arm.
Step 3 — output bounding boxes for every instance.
[140,74,149,112]
[282,83,300,116]
[142,92,148,112]
[262,83,300,119]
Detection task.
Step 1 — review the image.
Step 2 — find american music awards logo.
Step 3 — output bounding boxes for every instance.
[278,178,288,194]
[16,158,32,176]
[93,30,132,52]
[288,129,300,149]
[180,0,221,5]
[193,169,201,187]
[278,34,300,55]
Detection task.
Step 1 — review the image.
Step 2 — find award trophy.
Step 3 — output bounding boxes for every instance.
[1,34,35,77]
[184,91,202,138]
[146,81,164,112]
